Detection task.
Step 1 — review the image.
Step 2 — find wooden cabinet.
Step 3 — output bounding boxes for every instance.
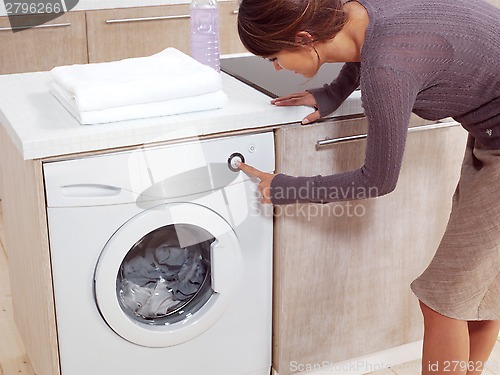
[86,5,192,63]
[272,116,468,374]
[0,130,3,199]
[0,12,88,74]
[219,1,246,55]
[0,126,58,375]
[86,1,244,63]
[0,1,246,71]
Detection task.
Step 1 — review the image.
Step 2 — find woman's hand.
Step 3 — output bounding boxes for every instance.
[271,91,321,124]
[236,161,275,204]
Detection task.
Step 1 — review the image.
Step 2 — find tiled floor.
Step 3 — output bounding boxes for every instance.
[0,200,499,375]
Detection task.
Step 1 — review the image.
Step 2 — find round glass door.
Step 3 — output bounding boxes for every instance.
[117,224,214,325]
[94,203,242,348]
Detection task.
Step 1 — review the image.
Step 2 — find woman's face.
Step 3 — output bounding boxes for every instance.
[266,47,320,78]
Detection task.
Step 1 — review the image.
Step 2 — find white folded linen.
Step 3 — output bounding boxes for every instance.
[50,81,228,125]
[50,48,223,112]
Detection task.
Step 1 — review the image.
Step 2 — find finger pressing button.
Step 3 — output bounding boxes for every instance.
[228,152,245,172]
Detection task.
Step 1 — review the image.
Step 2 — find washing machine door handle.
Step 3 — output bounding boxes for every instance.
[210,236,242,293]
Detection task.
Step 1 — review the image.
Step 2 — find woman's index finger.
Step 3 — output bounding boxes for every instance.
[237,161,266,180]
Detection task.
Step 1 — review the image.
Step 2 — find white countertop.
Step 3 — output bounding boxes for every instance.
[0,71,314,160]
[0,66,363,161]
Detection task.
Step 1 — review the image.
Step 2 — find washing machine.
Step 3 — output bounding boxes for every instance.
[43,132,274,375]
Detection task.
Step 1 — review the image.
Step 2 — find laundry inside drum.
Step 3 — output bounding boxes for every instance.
[116,224,215,325]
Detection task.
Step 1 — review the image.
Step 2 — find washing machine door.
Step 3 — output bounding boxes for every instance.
[94,202,242,348]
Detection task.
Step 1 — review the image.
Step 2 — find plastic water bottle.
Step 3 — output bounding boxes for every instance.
[190,0,220,72]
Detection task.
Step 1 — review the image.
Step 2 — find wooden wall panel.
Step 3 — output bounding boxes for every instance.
[0,126,59,375]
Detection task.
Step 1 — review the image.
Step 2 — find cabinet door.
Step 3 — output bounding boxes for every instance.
[273,116,468,374]
[0,12,88,74]
[0,129,3,199]
[86,5,191,63]
[86,2,246,64]
[219,1,246,55]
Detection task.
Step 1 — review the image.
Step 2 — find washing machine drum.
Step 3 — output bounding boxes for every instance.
[94,203,243,348]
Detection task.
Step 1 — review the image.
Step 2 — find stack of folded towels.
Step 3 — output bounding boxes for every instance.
[50,48,228,125]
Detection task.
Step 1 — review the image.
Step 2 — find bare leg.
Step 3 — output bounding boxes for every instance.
[420,301,470,375]
[467,320,500,375]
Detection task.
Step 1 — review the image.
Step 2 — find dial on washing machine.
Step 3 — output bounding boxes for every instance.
[227,152,245,172]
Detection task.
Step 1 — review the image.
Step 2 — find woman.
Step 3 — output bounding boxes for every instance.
[236,0,500,373]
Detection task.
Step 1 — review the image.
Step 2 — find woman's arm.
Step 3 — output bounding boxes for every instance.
[270,62,362,124]
[270,66,419,204]
[308,62,361,117]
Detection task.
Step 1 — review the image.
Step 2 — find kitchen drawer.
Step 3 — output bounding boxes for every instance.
[0,12,88,74]
[86,2,246,64]
[86,5,191,63]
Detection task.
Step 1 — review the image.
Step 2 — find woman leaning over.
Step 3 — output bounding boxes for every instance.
[236,0,500,373]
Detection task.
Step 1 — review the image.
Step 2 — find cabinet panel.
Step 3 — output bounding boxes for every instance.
[0,2,247,74]
[0,12,88,74]
[0,126,59,375]
[219,1,246,55]
[273,117,468,374]
[86,2,246,64]
[86,5,191,63]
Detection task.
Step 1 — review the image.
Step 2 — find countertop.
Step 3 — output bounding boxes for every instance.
[0,68,363,161]
[0,71,314,160]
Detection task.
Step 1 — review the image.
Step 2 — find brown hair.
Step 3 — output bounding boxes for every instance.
[237,0,348,56]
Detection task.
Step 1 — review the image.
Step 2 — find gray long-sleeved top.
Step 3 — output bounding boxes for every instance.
[270,0,500,205]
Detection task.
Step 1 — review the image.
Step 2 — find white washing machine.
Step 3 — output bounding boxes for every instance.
[43,132,274,375]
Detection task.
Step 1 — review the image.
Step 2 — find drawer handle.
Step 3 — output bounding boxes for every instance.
[315,120,460,150]
[0,22,71,32]
[105,14,190,24]
[232,9,239,14]
[61,184,122,198]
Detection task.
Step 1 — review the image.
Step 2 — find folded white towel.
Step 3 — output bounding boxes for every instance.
[51,81,228,125]
[50,48,223,112]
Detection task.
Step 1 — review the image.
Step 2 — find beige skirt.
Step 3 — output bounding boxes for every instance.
[411,135,500,321]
